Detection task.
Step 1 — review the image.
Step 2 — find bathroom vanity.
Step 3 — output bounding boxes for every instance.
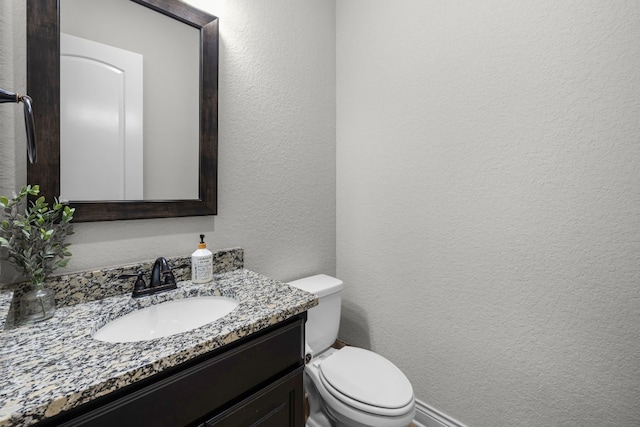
[41,315,306,426]
[0,248,317,427]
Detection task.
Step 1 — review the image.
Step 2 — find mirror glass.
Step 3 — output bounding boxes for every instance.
[60,0,199,201]
[27,0,218,222]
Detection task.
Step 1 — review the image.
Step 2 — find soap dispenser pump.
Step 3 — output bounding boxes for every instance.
[191,234,213,283]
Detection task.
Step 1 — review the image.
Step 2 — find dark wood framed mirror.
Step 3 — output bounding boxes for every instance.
[26,0,218,222]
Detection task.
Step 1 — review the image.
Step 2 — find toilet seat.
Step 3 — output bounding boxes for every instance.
[317,347,414,417]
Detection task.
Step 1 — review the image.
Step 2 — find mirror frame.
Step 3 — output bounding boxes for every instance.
[26,0,218,222]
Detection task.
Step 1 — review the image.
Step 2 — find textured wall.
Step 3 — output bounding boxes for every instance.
[0,1,26,284]
[0,1,25,197]
[1,0,336,283]
[337,1,640,426]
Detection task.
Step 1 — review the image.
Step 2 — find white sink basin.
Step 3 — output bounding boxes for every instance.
[93,296,239,343]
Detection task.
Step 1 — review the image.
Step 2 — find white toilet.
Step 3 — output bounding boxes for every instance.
[289,274,416,427]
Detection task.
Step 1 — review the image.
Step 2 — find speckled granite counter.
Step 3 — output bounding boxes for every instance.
[0,290,12,331]
[0,249,317,426]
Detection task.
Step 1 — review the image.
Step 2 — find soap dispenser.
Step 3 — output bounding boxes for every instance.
[191,234,213,283]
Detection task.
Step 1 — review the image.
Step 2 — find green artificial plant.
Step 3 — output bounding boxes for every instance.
[0,185,74,286]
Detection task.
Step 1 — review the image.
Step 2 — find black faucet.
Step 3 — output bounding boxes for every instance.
[120,257,178,298]
[151,257,177,287]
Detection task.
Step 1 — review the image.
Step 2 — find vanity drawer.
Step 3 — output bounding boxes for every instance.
[50,314,305,427]
[204,366,304,426]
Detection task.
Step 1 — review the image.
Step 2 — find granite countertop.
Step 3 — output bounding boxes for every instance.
[0,267,317,426]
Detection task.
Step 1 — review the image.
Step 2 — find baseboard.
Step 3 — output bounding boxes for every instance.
[413,399,468,427]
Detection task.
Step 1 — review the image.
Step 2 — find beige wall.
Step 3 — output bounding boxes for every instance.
[1,0,336,284]
[337,1,640,426]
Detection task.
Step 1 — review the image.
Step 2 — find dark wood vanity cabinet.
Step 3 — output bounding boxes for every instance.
[41,314,307,427]
[203,368,303,427]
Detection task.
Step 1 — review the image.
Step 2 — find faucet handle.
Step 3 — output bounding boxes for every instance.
[119,271,147,293]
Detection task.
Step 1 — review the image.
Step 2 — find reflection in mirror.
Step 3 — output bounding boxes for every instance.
[60,0,199,201]
[27,0,218,222]
[60,33,145,201]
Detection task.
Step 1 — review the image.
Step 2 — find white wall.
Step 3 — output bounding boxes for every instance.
[0,0,336,284]
[0,1,26,200]
[337,1,640,426]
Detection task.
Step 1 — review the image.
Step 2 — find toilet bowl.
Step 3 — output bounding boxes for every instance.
[289,275,416,427]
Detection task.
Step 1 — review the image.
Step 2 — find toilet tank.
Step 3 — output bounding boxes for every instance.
[288,274,344,355]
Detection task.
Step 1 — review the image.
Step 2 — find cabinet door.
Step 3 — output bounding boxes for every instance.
[206,367,305,427]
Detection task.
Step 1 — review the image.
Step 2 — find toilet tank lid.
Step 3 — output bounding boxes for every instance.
[288,274,344,297]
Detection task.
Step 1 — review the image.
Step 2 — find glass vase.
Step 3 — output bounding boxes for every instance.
[20,282,56,324]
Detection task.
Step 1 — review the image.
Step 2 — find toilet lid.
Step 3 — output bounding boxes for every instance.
[318,347,414,410]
